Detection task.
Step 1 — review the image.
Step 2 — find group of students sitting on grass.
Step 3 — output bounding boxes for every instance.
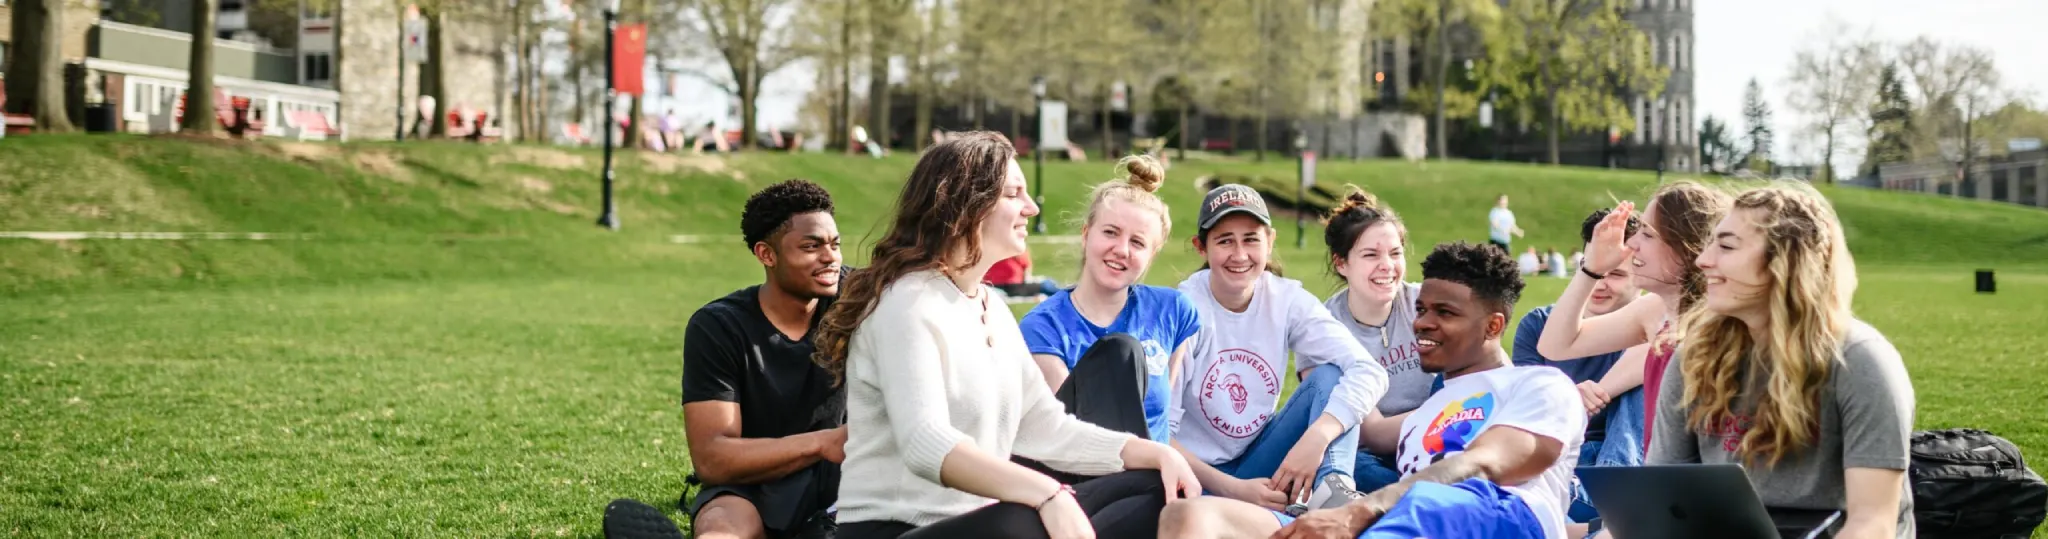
[604,129,1915,539]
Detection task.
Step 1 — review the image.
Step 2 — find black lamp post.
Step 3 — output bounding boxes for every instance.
[595,0,620,230]
[1294,127,1309,249]
[1031,76,1047,234]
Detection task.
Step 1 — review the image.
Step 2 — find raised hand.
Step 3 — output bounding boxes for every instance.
[1584,201,1638,275]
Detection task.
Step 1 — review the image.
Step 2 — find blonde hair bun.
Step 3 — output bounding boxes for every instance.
[1117,155,1165,193]
[1338,185,1381,213]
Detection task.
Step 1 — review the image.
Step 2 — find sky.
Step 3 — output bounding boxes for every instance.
[648,0,2048,167]
[1695,0,2047,170]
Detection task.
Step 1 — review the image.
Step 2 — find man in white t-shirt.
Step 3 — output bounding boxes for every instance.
[1488,195,1523,253]
[1161,242,1584,539]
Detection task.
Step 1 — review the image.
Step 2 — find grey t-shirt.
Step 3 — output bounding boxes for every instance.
[1325,284,1432,416]
[1647,321,1915,539]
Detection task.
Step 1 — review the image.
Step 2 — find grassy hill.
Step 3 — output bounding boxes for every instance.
[2,135,2044,536]
[4,134,2047,294]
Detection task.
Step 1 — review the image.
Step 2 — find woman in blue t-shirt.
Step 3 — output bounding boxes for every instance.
[1018,155,1202,444]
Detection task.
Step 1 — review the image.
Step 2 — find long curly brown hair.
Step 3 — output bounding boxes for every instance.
[812,131,1018,384]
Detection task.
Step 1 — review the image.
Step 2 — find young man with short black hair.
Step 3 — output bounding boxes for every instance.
[1161,241,1584,539]
[679,179,849,539]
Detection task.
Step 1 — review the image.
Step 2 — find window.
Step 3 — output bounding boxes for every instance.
[1677,34,1689,70]
[303,53,332,84]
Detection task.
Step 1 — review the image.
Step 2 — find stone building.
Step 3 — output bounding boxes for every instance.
[1878,150,2047,208]
[1,0,511,140]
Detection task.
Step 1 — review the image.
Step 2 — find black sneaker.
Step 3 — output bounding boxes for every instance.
[603,498,686,539]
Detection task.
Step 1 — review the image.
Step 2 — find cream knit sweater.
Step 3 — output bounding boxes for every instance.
[837,270,1133,527]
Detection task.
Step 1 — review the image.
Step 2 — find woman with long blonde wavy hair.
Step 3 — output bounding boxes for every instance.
[1643,182,1916,539]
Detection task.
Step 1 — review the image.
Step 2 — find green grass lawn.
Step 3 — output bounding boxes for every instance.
[2,135,2045,536]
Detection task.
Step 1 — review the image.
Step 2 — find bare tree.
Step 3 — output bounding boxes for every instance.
[3,0,77,131]
[682,0,802,149]
[1784,19,1881,183]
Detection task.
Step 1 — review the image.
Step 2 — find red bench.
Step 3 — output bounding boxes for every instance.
[1201,138,1234,152]
[0,80,38,135]
[173,89,264,136]
[285,110,339,140]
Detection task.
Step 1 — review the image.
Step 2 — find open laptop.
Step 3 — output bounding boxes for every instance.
[1579,464,1844,539]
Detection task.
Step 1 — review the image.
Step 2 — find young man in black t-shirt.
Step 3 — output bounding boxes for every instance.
[680,180,848,539]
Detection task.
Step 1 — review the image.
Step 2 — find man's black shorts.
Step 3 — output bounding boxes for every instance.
[687,462,839,538]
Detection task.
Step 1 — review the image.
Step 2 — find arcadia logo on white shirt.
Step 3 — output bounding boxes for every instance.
[1199,348,1279,439]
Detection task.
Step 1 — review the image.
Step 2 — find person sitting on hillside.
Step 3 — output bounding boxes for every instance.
[985,253,1061,301]
[695,121,732,154]
[672,179,850,539]
[1519,247,1543,276]
[1546,248,1568,278]
[1161,241,1584,539]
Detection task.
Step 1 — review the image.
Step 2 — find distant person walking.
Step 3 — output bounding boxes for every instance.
[1489,195,1524,253]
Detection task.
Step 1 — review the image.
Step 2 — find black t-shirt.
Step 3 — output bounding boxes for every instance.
[681,286,846,439]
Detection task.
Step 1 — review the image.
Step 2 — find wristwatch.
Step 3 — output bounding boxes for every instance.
[1581,266,1606,280]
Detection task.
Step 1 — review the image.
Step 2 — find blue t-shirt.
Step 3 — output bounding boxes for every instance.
[1019,285,1203,442]
[1511,305,1625,441]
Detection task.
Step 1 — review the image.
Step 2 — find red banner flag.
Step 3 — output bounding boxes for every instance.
[613,23,647,96]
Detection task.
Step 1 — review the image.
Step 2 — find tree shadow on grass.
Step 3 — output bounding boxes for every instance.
[402,158,485,190]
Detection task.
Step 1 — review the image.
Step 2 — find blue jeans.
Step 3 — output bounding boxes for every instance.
[1568,387,1646,523]
[1273,479,1545,539]
[1353,451,1403,494]
[1211,364,1360,489]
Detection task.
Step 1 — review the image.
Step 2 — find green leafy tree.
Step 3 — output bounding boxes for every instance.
[1697,115,1738,174]
[1740,78,1774,168]
[1861,62,1914,177]
[1374,0,1499,160]
[1482,0,1664,164]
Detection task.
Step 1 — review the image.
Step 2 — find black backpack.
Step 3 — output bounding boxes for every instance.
[1910,428,2048,539]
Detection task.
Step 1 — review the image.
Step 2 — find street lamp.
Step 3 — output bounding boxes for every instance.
[1031,76,1047,234]
[1293,126,1309,249]
[596,0,621,230]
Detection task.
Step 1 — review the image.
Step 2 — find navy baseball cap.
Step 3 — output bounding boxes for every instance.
[1198,183,1272,231]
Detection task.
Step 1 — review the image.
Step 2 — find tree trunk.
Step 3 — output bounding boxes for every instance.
[182,0,220,134]
[570,26,585,131]
[914,78,932,149]
[1100,84,1112,159]
[422,9,447,138]
[838,0,855,153]
[1176,106,1188,160]
[1255,106,1267,162]
[3,0,77,131]
[1822,126,1835,184]
[1433,0,1449,161]
[867,34,891,153]
[1230,117,1241,159]
[742,58,761,150]
[511,7,529,142]
[1542,54,1559,165]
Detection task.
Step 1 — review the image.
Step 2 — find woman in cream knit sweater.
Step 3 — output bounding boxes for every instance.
[811,131,1200,539]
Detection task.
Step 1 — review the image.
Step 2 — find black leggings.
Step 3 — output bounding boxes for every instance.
[1054,333,1150,439]
[1017,333,1150,484]
[835,470,1166,539]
